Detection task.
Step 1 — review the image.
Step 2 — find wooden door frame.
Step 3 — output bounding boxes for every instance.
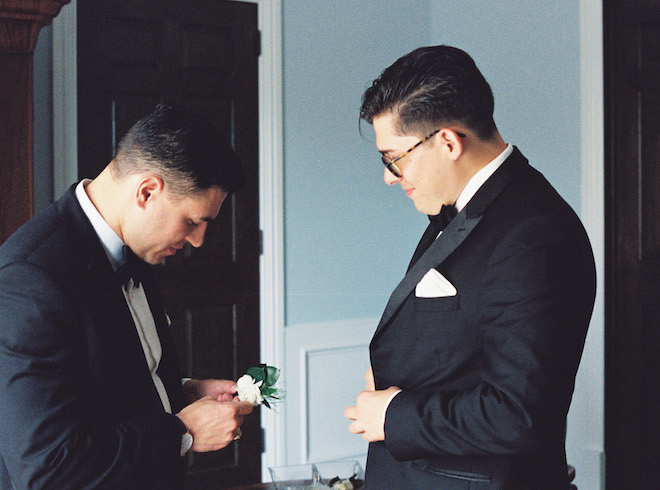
[51,0,285,480]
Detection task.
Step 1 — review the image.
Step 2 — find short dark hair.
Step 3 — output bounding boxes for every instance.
[112,103,246,196]
[360,45,498,140]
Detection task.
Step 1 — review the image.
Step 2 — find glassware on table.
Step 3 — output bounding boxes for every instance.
[269,459,364,489]
[268,463,325,489]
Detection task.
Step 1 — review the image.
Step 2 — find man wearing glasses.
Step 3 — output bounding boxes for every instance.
[345,46,596,489]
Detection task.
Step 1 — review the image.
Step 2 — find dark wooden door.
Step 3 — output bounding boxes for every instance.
[77,2,261,487]
[605,0,660,488]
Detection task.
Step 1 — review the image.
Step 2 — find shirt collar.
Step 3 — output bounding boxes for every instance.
[454,143,513,212]
[75,179,125,271]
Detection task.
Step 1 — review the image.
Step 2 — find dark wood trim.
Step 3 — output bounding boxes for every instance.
[0,51,34,244]
[0,0,70,244]
[604,0,660,487]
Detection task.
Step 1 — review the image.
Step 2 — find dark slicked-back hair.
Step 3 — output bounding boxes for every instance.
[360,45,498,140]
[112,103,246,197]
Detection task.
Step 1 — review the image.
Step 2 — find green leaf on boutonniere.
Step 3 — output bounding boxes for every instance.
[241,363,284,409]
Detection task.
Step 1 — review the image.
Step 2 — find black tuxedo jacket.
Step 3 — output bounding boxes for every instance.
[366,148,596,489]
[0,186,187,489]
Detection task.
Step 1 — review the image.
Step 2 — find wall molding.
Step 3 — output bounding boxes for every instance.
[284,318,376,465]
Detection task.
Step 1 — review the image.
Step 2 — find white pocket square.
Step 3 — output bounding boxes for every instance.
[415,269,457,298]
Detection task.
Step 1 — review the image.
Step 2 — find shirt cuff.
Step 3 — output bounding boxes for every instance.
[383,389,402,424]
[174,415,193,456]
[181,432,193,456]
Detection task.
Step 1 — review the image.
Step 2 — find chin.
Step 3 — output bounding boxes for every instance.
[416,200,444,216]
[142,253,162,265]
[414,203,435,216]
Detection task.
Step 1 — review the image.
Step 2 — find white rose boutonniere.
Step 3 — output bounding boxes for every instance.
[236,375,263,406]
[237,364,283,409]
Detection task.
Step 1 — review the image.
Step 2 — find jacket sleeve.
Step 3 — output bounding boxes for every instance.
[383,215,595,460]
[0,261,185,489]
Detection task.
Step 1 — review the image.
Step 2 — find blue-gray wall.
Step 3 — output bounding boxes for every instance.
[283,0,582,327]
[283,0,430,326]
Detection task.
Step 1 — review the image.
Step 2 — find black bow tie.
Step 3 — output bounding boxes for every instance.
[407,204,458,271]
[117,246,144,287]
[428,204,458,232]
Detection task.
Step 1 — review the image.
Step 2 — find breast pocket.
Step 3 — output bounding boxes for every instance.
[414,293,460,312]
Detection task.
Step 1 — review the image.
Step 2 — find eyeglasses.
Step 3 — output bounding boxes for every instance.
[380,129,465,178]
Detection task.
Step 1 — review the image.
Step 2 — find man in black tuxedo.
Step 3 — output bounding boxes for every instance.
[345,46,596,489]
[0,103,254,489]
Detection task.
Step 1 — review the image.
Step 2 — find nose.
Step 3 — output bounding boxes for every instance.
[384,167,402,185]
[186,222,208,248]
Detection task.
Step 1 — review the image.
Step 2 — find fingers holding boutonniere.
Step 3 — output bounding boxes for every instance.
[202,379,239,401]
[176,397,254,452]
[183,378,238,404]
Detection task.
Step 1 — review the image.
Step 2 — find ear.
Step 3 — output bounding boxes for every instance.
[437,128,464,161]
[136,175,165,208]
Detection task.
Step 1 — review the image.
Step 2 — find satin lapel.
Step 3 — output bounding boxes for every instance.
[374,211,482,336]
[407,221,441,272]
[56,185,117,283]
[143,274,186,412]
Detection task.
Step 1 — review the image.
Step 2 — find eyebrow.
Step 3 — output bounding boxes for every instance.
[191,216,215,224]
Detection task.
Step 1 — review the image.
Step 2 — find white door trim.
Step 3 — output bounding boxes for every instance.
[252,0,286,478]
[52,0,77,199]
[566,0,605,488]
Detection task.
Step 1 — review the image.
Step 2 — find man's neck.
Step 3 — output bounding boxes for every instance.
[463,133,508,174]
[449,132,508,205]
[85,165,126,242]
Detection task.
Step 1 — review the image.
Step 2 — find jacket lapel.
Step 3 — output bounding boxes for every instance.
[56,186,114,281]
[374,211,481,334]
[373,147,527,336]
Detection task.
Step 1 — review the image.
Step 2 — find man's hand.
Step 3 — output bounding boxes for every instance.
[176,397,253,452]
[183,378,237,404]
[344,368,400,442]
[365,366,375,391]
